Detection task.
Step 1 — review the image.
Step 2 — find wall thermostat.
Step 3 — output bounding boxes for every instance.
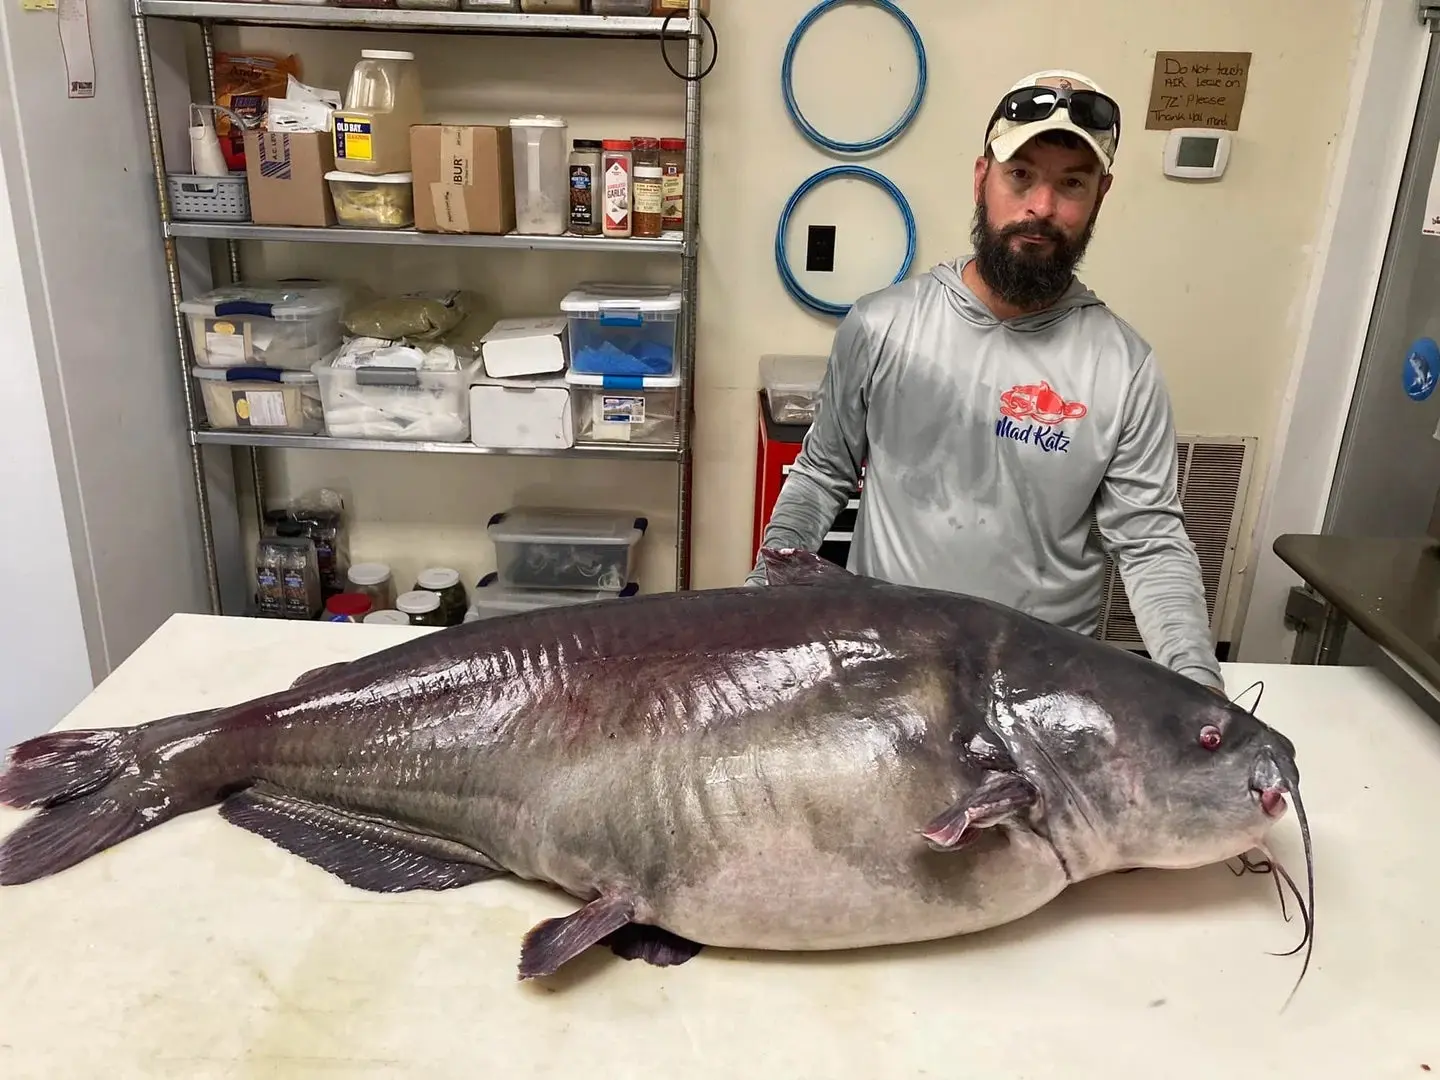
[1163,128,1232,180]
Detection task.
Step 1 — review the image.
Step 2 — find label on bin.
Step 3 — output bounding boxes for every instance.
[205,318,250,365]
[600,394,645,425]
[334,114,374,162]
[232,389,287,428]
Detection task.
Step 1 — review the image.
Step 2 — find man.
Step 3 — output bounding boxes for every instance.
[747,69,1225,694]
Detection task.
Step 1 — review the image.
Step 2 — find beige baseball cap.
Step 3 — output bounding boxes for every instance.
[985,69,1120,174]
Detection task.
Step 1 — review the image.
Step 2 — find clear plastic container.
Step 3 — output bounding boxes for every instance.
[520,0,583,11]
[509,115,569,236]
[487,507,647,592]
[347,562,395,610]
[565,370,680,446]
[560,282,681,376]
[181,282,348,370]
[463,571,638,621]
[192,366,325,432]
[334,49,424,176]
[760,354,828,424]
[313,355,481,442]
[592,0,652,12]
[325,171,415,228]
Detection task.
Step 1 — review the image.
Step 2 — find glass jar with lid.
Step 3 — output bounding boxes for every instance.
[397,589,446,627]
[414,567,468,626]
[347,562,395,611]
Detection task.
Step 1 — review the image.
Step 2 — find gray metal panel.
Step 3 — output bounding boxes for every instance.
[1325,32,1440,539]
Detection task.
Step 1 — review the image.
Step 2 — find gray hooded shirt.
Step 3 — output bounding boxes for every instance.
[748,255,1224,692]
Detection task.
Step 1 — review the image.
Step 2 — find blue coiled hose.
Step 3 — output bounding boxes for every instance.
[781,0,928,155]
[776,1,925,317]
[774,165,918,319]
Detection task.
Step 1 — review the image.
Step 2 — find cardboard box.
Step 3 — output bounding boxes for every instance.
[243,130,337,228]
[411,124,516,235]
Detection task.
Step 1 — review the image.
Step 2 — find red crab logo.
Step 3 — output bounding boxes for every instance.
[999,381,1088,425]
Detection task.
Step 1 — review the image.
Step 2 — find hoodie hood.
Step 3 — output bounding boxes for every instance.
[929,255,1104,332]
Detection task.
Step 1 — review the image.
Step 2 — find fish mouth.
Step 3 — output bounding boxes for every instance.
[1258,785,1288,819]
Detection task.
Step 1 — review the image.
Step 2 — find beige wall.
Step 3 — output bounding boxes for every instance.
[204,0,1365,635]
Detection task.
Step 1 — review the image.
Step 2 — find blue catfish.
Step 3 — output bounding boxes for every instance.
[0,549,1313,995]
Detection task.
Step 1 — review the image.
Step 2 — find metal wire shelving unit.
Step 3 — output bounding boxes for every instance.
[128,0,704,613]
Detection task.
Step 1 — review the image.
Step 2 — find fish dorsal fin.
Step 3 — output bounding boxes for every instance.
[759,547,858,586]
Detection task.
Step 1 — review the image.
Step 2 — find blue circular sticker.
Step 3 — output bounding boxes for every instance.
[1403,337,1440,401]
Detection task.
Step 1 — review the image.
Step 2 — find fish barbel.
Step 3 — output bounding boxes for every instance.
[0,549,1313,996]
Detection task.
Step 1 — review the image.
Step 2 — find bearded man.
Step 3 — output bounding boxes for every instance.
[747,69,1225,694]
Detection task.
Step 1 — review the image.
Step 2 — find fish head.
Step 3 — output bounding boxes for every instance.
[1000,677,1303,877]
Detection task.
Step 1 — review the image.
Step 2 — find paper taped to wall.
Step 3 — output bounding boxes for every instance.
[57,0,94,99]
[1145,51,1251,131]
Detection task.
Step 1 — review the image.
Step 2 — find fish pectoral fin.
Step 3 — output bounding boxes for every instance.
[601,923,704,968]
[518,893,638,980]
[219,784,505,893]
[920,772,1039,852]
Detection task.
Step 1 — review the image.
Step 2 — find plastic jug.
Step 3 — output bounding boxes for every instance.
[509,115,569,236]
[334,49,424,176]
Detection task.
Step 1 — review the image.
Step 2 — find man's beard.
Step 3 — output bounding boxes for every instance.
[970,191,1097,310]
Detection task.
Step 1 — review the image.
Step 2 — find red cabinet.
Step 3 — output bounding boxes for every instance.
[751,390,863,568]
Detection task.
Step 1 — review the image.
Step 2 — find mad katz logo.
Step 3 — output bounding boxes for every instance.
[995,381,1088,454]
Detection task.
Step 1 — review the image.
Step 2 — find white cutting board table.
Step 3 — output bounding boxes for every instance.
[1,613,1438,1078]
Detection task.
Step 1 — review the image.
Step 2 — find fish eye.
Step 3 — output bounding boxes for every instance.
[1199,725,1222,751]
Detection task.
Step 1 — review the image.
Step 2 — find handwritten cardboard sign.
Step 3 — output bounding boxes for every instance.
[1145,51,1252,131]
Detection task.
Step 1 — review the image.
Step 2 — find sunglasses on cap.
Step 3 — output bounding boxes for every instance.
[988,85,1122,149]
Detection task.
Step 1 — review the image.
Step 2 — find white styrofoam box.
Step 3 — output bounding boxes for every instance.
[313,355,481,442]
[480,316,568,378]
[565,370,680,446]
[469,373,573,450]
[180,281,348,370]
[486,506,647,591]
[192,366,324,432]
[462,570,637,621]
[560,282,681,378]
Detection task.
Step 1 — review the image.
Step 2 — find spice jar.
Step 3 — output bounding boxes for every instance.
[347,562,395,611]
[631,136,663,239]
[660,136,685,231]
[568,139,603,236]
[325,592,373,623]
[414,567,468,626]
[397,589,446,627]
[601,138,633,238]
[255,538,286,618]
[274,523,322,619]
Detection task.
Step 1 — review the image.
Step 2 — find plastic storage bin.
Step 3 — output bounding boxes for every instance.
[487,507,647,592]
[463,571,638,622]
[313,355,481,442]
[561,282,682,376]
[325,171,415,228]
[193,366,324,432]
[760,353,827,424]
[565,370,680,446]
[181,282,348,370]
[509,115,569,235]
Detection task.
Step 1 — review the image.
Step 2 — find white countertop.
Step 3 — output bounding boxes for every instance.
[2,613,1439,1079]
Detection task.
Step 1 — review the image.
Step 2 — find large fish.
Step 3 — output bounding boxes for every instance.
[0,549,1313,996]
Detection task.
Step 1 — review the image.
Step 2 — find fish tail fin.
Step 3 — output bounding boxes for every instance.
[0,713,223,886]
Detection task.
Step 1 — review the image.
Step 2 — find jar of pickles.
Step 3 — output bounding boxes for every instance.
[414,567,468,626]
[397,589,446,627]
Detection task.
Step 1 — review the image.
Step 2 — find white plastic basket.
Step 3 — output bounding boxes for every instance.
[168,173,251,222]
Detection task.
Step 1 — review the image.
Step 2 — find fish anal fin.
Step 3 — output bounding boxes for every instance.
[922,772,1038,852]
[759,547,856,587]
[518,893,636,980]
[219,785,504,893]
[601,923,704,968]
